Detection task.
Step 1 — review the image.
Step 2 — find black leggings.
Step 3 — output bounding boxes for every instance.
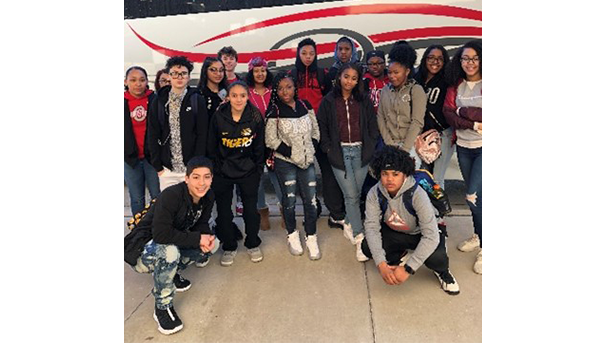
[212,172,262,251]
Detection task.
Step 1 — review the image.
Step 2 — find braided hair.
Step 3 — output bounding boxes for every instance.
[266,70,299,118]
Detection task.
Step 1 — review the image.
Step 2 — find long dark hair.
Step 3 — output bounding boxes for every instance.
[332,62,364,102]
[414,45,450,85]
[246,66,273,88]
[445,40,482,85]
[197,57,228,91]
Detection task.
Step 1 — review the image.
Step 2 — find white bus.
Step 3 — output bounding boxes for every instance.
[124,0,482,84]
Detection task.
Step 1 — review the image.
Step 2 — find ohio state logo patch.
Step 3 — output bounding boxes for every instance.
[131,105,147,122]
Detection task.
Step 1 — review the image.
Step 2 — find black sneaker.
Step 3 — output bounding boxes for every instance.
[153,306,183,335]
[434,270,460,295]
[173,273,191,292]
[328,215,345,230]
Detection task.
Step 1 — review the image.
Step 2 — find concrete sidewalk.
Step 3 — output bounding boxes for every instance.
[124,215,481,343]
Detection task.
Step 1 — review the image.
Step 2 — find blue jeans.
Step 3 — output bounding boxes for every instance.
[124,160,160,216]
[274,158,318,235]
[432,127,456,189]
[133,240,213,310]
[457,145,482,247]
[331,146,368,237]
[257,168,283,209]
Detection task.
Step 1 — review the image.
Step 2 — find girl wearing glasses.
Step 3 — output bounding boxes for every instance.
[363,50,389,113]
[443,40,482,274]
[413,45,452,190]
[317,63,379,261]
[124,66,161,216]
[197,57,229,119]
[154,68,170,92]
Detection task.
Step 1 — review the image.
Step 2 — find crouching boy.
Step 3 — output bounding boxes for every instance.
[124,156,219,335]
[360,145,459,295]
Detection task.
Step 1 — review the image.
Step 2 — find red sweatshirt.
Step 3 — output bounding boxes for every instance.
[125,89,153,159]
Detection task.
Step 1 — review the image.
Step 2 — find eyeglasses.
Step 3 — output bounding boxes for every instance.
[367,62,385,67]
[427,56,444,64]
[208,67,225,74]
[461,56,480,64]
[169,71,189,79]
[159,78,171,85]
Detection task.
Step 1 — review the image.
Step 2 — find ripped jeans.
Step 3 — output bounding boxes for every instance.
[132,240,215,310]
[274,158,317,236]
[456,145,482,247]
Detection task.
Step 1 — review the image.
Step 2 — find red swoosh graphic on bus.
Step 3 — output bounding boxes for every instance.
[369,26,482,43]
[193,3,481,47]
[129,24,480,63]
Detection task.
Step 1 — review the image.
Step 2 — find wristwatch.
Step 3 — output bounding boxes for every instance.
[404,264,415,275]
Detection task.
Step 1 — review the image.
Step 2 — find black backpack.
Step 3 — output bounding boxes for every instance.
[376,169,452,223]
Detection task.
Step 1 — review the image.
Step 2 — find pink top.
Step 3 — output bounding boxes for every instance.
[248,87,272,118]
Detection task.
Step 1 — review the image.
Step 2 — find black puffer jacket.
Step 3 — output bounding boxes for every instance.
[316,91,379,170]
[207,102,265,179]
[147,86,209,172]
[124,182,214,266]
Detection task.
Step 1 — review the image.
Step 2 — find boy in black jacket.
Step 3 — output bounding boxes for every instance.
[124,156,217,335]
[147,56,209,191]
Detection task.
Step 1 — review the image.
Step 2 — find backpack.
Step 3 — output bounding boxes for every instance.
[414,129,442,164]
[376,169,452,223]
[124,198,157,266]
[126,198,157,231]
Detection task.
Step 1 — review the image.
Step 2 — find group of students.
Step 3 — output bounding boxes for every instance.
[124,37,482,335]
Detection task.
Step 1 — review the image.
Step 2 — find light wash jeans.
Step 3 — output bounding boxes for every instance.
[133,240,218,309]
[432,127,455,190]
[331,145,368,237]
[124,160,160,216]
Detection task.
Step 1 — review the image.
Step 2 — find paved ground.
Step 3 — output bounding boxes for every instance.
[124,155,481,342]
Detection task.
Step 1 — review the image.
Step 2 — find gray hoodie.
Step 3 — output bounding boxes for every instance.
[377,79,427,152]
[364,176,439,272]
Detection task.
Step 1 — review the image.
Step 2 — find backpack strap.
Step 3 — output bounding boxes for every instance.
[401,182,419,223]
[376,187,388,218]
[377,184,419,224]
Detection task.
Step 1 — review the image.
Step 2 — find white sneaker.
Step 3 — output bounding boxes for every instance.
[343,222,355,245]
[287,231,304,256]
[354,234,369,262]
[305,234,321,260]
[434,270,460,295]
[473,249,482,274]
[457,234,480,252]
